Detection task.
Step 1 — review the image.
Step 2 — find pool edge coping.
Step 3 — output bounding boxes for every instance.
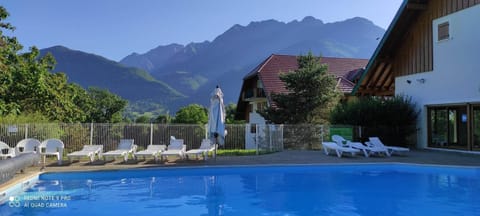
[0,172,42,204]
[38,162,480,175]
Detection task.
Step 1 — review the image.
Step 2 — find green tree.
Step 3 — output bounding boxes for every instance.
[261,53,341,124]
[173,104,208,124]
[135,114,152,123]
[154,113,172,124]
[0,112,50,124]
[225,103,244,124]
[0,7,101,122]
[86,87,128,123]
[12,51,89,122]
[1,6,22,115]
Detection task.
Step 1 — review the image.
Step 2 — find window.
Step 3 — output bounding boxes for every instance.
[256,102,267,112]
[428,106,468,150]
[472,106,480,151]
[250,124,257,133]
[438,22,449,41]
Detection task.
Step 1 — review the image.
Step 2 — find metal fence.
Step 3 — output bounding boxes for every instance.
[282,124,323,150]
[0,123,416,155]
[0,123,284,154]
[254,124,285,152]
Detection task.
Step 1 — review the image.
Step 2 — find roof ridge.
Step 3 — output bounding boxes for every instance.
[270,54,297,57]
[321,56,369,61]
[337,76,355,85]
[257,54,277,73]
[242,54,275,80]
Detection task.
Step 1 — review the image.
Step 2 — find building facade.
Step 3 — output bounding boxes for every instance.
[236,54,367,149]
[355,0,480,152]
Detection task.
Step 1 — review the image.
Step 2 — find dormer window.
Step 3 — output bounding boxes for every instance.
[438,22,449,41]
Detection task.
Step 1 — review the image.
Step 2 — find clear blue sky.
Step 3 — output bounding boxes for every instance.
[2,0,403,61]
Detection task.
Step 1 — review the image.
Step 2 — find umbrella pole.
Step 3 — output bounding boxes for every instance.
[213,132,218,161]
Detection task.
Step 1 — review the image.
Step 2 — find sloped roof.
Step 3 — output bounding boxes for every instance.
[249,54,368,96]
[352,0,479,96]
[336,77,356,93]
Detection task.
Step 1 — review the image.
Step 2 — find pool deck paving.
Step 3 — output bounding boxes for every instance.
[31,148,480,172]
[2,149,480,191]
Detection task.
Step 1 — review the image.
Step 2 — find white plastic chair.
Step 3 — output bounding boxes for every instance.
[0,141,15,159]
[39,138,65,165]
[15,138,41,155]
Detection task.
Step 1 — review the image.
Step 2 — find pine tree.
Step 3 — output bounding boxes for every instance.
[262,53,341,124]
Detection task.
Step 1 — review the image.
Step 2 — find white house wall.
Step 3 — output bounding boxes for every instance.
[395,4,480,149]
[245,112,266,149]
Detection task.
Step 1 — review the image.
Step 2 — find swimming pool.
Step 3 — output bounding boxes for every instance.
[1,163,480,216]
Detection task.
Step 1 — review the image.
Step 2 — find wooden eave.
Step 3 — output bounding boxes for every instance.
[353,0,427,96]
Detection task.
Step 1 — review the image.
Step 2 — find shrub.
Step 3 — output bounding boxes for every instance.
[330,95,419,147]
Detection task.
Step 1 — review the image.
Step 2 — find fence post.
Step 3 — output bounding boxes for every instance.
[269,124,272,152]
[320,125,324,145]
[255,124,259,155]
[205,124,208,139]
[90,122,94,145]
[24,124,28,139]
[150,123,154,145]
[358,126,362,139]
[280,124,284,151]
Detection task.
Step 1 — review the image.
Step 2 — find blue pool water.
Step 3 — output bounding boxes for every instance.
[1,164,480,216]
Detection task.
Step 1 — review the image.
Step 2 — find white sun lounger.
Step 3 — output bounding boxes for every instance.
[15,138,41,155]
[103,139,137,162]
[332,135,390,157]
[67,145,103,163]
[348,142,390,157]
[161,139,186,161]
[39,138,65,165]
[369,137,410,155]
[185,139,216,160]
[134,144,166,162]
[0,141,15,159]
[322,142,360,158]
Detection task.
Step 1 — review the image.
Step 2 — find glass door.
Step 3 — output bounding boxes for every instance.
[473,106,480,151]
[428,106,468,150]
[429,108,448,147]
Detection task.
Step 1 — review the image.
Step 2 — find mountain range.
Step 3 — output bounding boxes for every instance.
[41,16,385,116]
[40,46,186,116]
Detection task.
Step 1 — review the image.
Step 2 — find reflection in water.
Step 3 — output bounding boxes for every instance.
[2,165,480,216]
[149,177,155,197]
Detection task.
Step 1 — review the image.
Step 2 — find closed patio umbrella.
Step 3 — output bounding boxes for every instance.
[208,86,226,158]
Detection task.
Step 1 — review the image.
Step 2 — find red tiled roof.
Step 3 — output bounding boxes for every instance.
[336,77,356,93]
[254,54,368,96]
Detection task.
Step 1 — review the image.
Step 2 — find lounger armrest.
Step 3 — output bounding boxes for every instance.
[364,141,375,148]
[9,147,16,156]
[131,145,138,153]
[97,149,103,158]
